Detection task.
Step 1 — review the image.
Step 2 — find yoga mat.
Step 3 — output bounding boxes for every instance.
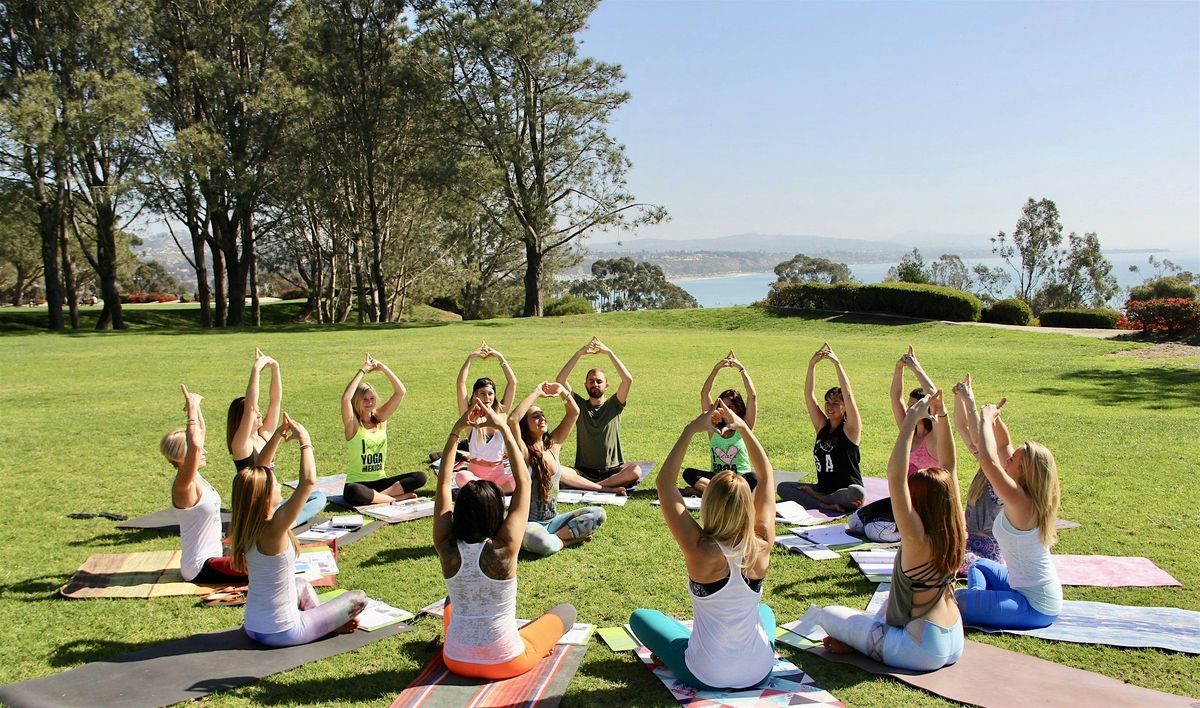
[60,544,340,599]
[626,460,656,489]
[786,476,890,521]
[969,600,1200,654]
[390,644,586,708]
[805,639,1194,707]
[0,623,411,708]
[116,508,232,533]
[636,645,845,707]
[1051,554,1182,587]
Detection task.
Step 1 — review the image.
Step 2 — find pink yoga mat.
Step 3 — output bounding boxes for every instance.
[1052,555,1181,587]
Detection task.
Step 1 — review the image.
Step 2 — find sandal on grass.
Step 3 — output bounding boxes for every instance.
[202,586,247,607]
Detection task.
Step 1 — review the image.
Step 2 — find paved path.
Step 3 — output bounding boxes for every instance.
[943,321,1126,339]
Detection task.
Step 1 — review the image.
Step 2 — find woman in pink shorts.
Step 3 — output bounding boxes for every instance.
[454,343,517,492]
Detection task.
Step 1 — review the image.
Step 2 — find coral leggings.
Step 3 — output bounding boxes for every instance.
[441,603,566,680]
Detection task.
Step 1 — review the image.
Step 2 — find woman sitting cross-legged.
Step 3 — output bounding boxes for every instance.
[954,379,1061,630]
[509,382,617,557]
[951,374,1007,573]
[433,400,576,680]
[812,391,965,672]
[452,342,518,492]
[630,400,778,690]
[232,413,367,647]
[159,384,245,584]
[682,351,759,496]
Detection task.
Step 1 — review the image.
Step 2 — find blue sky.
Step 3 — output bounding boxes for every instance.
[578,0,1200,254]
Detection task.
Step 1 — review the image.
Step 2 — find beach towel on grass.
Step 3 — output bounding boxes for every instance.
[59,544,338,599]
[390,645,586,708]
[0,622,410,708]
[804,639,1194,707]
[1051,554,1181,587]
[969,600,1200,654]
[636,645,845,707]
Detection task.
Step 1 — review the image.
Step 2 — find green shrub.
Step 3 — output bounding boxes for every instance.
[1129,277,1197,302]
[766,282,858,310]
[982,298,1033,325]
[1039,307,1121,328]
[277,287,307,301]
[855,283,981,322]
[543,294,595,316]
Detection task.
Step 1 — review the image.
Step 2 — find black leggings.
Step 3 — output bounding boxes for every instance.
[682,468,758,491]
[343,471,428,506]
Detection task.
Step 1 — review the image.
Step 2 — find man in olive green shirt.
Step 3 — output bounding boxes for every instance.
[556,337,641,489]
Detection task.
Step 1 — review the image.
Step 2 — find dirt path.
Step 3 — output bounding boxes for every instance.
[943,321,1126,339]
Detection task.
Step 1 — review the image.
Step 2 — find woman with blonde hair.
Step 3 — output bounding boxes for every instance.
[231,413,367,647]
[227,348,324,525]
[629,399,777,690]
[159,385,244,583]
[813,392,965,671]
[341,353,427,506]
[453,342,517,492]
[955,380,1061,630]
[433,398,576,679]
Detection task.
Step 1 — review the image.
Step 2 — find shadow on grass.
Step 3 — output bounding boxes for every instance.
[67,529,167,547]
[570,653,667,707]
[246,635,435,705]
[0,573,70,598]
[1030,367,1200,410]
[359,544,439,567]
[760,307,935,327]
[772,569,877,607]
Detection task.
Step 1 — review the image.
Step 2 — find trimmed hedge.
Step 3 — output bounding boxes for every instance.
[1039,307,1121,329]
[1124,298,1200,335]
[767,281,981,322]
[544,294,595,316]
[1129,278,1197,302]
[982,298,1033,326]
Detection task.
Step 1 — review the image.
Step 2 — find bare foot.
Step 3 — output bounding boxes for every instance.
[822,636,854,654]
[561,534,594,548]
[335,618,360,634]
[390,492,417,503]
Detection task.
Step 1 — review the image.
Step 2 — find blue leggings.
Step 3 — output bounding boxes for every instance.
[628,605,776,690]
[244,580,367,647]
[816,605,963,672]
[955,558,1058,629]
[522,506,606,556]
[280,491,327,529]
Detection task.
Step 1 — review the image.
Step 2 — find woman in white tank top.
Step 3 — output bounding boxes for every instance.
[630,400,777,690]
[433,398,576,679]
[230,414,367,647]
[452,343,517,492]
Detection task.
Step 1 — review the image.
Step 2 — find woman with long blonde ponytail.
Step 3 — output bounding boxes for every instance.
[629,399,776,690]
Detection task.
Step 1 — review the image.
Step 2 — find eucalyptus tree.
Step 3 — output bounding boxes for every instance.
[992,197,1063,305]
[418,0,665,316]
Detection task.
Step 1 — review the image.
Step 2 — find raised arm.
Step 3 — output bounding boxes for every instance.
[977,400,1032,517]
[992,413,1014,464]
[433,412,470,557]
[256,425,286,471]
[491,347,518,413]
[261,354,282,435]
[656,411,711,554]
[719,399,774,544]
[952,376,978,457]
[825,346,861,444]
[905,347,938,394]
[373,360,406,423]
[456,347,481,414]
[231,352,268,455]
[341,357,370,440]
[890,355,907,427]
[507,386,541,460]
[555,339,592,387]
[804,346,827,432]
[491,408,531,555]
[260,413,315,549]
[729,353,758,430]
[172,385,205,509]
[595,339,633,404]
[888,396,928,545]
[546,383,579,446]
[699,357,725,412]
[931,391,955,478]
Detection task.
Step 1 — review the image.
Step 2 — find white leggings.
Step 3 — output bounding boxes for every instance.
[815,605,964,672]
[244,579,368,648]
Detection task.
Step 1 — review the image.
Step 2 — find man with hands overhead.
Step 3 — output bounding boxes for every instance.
[556,337,641,490]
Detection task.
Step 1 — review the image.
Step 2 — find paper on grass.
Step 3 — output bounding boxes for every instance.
[418,597,447,618]
[651,497,702,511]
[851,549,897,578]
[556,490,628,506]
[296,522,352,543]
[776,500,823,525]
[329,514,364,528]
[775,534,841,560]
[294,548,338,579]
[358,598,415,631]
[360,499,434,522]
[782,606,828,642]
[800,524,862,548]
[597,626,639,652]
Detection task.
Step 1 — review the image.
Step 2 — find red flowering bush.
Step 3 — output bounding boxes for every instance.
[1124,298,1200,335]
[127,291,180,304]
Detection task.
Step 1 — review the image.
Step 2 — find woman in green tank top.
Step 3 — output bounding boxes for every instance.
[682,352,759,496]
[340,354,427,506]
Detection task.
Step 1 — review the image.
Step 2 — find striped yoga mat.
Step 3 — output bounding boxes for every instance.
[390,645,586,708]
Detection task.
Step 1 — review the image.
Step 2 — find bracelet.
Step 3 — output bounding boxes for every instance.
[300,444,313,451]
[186,419,198,424]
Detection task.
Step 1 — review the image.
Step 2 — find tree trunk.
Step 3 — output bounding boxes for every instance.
[93,203,124,330]
[352,235,369,323]
[521,242,543,317]
[59,219,80,329]
[211,244,226,327]
[37,198,65,330]
[12,265,27,307]
[224,241,246,327]
[244,210,260,327]
[185,188,212,328]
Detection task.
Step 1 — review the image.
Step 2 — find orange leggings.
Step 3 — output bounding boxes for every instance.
[441,603,566,680]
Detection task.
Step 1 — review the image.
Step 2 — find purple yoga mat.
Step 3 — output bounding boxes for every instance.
[1052,555,1182,587]
[803,476,890,520]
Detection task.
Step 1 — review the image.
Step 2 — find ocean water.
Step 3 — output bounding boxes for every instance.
[673,251,1200,309]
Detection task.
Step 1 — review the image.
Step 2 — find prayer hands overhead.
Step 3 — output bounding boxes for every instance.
[180,384,203,412]
[539,381,566,398]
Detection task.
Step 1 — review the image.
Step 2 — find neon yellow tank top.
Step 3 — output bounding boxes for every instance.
[346,421,388,483]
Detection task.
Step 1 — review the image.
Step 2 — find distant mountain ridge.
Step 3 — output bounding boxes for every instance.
[588,232,994,260]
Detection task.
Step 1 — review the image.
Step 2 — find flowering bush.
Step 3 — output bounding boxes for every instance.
[127,291,180,304]
[1124,298,1200,335]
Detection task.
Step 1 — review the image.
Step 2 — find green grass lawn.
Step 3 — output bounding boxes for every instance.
[0,305,1197,706]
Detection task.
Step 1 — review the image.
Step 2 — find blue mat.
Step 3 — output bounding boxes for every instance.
[969,600,1200,654]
